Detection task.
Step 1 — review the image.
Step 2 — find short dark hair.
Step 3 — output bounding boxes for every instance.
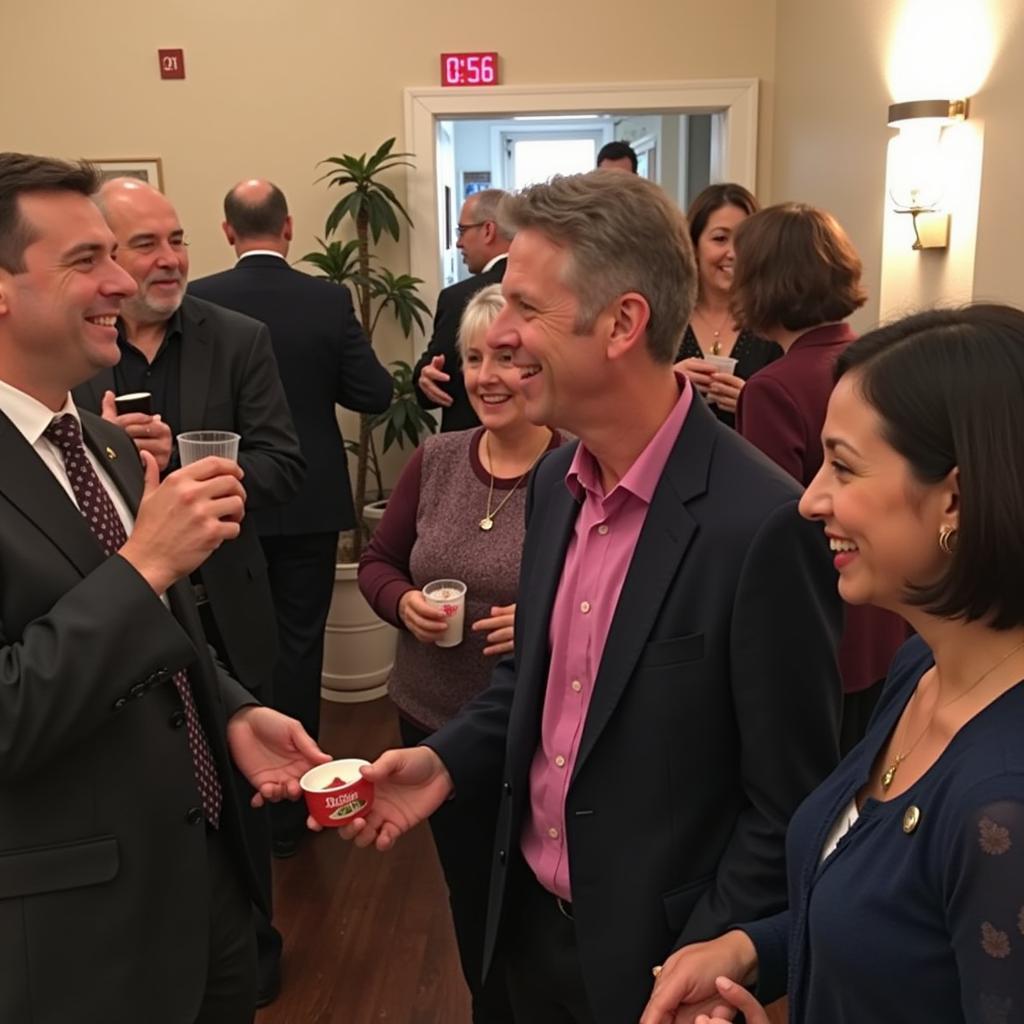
[0,152,99,273]
[837,304,1024,630]
[730,202,867,334]
[223,182,289,238]
[596,141,638,172]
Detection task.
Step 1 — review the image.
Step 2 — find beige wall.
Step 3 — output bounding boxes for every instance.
[6,0,777,306]
[773,0,1024,330]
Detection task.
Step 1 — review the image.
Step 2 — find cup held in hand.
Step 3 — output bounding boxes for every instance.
[114,392,152,415]
[300,759,374,828]
[422,579,467,648]
[177,430,241,465]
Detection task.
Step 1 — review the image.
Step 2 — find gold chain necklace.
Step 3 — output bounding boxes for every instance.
[479,432,547,532]
[694,306,733,356]
[881,636,1024,792]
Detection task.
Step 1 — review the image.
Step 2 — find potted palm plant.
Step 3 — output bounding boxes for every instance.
[302,139,435,702]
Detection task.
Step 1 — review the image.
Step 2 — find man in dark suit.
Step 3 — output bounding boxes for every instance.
[0,152,326,1024]
[73,176,304,1006]
[334,173,843,1024]
[190,179,392,856]
[413,189,511,431]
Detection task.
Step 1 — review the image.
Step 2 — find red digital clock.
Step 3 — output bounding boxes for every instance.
[440,52,499,87]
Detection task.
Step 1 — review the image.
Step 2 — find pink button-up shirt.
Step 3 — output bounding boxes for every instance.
[521,375,694,899]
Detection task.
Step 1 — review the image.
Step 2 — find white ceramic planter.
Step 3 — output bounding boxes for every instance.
[321,562,396,703]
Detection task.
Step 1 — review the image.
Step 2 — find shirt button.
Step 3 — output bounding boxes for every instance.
[597,524,609,535]
[554,755,566,768]
[580,601,591,614]
[571,680,582,693]
[548,827,560,840]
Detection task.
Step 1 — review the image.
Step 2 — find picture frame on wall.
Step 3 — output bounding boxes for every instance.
[93,158,164,191]
[462,170,492,199]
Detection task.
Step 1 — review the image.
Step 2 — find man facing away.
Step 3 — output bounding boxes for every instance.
[413,189,512,431]
[331,171,844,1024]
[0,151,327,1024]
[190,178,393,859]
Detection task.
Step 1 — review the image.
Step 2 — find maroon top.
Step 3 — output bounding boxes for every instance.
[359,427,563,728]
[737,323,907,694]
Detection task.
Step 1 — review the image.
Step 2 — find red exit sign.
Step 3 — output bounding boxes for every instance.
[440,52,499,87]
[158,49,185,79]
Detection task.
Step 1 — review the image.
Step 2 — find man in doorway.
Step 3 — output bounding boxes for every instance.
[0,150,326,1024]
[190,178,392,862]
[74,176,304,1008]
[333,172,843,1023]
[413,189,512,431]
[596,140,638,173]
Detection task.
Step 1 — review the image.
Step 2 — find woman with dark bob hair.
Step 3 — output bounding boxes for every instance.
[673,183,781,427]
[642,305,1024,1024]
[731,202,906,749]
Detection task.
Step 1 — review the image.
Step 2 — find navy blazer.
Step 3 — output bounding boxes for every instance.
[190,255,392,533]
[427,396,844,1024]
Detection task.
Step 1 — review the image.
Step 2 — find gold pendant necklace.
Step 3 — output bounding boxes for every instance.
[880,636,1024,792]
[695,306,732,357]
[479,432,547,531]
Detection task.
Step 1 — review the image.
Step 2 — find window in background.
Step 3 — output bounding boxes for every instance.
[503,132,604,189]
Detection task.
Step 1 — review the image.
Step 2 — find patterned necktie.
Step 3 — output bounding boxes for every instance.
[44,414,222,827]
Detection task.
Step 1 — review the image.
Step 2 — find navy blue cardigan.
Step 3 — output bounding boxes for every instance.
[743,634,1024,1022]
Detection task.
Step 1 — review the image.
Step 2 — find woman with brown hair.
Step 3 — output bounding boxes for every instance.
[732,203,906,750]
[674,183,782,427]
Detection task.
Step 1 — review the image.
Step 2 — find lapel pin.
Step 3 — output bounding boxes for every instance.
[902,805,921,834]
[105,446,117,461]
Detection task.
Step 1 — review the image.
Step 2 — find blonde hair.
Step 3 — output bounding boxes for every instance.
[457,283,506,360]
[497,172,697,363]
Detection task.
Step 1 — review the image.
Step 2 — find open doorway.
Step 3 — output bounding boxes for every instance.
[406,78,758,308]
[437,111,719,285]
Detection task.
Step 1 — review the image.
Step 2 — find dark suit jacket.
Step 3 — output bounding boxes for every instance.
[427,397,843,1023]
[413,256,508,432]
[73,295,304,699]
[0,409,260,1024]
[190,254,392,533]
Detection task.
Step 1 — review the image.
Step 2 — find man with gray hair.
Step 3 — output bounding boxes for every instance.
[414,188,512,431]
[334,171,842,1023]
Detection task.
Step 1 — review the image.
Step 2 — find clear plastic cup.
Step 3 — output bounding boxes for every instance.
[177,430,241,465]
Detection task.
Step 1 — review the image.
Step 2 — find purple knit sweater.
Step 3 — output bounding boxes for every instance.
[358,427,563,729]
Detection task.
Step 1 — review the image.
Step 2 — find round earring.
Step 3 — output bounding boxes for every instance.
[938,525,958,555]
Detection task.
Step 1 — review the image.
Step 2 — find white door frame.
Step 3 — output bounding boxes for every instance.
[403,78,759,309]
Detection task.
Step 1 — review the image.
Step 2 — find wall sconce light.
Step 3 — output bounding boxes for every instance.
[887,98,969,250]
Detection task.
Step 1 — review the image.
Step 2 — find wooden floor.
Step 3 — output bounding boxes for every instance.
[258,697,786,1024]
[257,697,470,1024]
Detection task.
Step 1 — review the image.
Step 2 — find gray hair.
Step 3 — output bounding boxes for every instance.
[457,283,506,360]
[469,189,514,241]
[497,172,697,363]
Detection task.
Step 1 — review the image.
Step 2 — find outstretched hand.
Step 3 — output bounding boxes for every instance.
[310,745,454,851]
[226,706,331,806]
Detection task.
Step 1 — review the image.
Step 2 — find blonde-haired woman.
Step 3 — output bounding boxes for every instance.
[360,283,563,1022]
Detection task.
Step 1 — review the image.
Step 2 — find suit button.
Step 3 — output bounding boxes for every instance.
[129,683,146,699]
[185,807,204,826]
[498,849,507,865]
[169,711,186,729]
[502,781,512,796]
[112,697,128,710]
